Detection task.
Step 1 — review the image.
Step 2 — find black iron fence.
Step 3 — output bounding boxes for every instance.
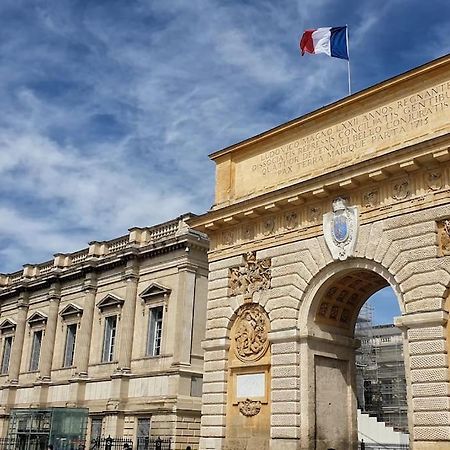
[136,437,172,450]
[0,435,172,450]
[0,438,16,450]
[90,436,171,450]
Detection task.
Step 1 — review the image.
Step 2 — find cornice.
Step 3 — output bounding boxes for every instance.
[191,135,450,230]
[0,232,209,298]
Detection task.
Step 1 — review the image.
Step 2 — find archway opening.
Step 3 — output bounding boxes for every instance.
[310,268,409,450]
[355,287,409,442]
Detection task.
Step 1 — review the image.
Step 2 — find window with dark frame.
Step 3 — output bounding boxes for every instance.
[137,417,151,441]
[1,336,13,374]
[147,306,163,356]
[29,330,43,371]
[102,315,117,362]
[63,323,77,367]
[90,417,103,440]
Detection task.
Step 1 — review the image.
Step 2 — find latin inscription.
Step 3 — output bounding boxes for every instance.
[250,82,450,178]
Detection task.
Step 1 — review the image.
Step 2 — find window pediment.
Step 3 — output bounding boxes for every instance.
[140,283,171,303]
[27,311,48,327]
[0,318,16,333]
[60,303,83,319]
[96,293,124,312]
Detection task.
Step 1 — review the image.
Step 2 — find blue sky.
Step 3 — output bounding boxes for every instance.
[0,0,448,321]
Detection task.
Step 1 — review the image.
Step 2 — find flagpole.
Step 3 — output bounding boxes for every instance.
[346,24,352,95]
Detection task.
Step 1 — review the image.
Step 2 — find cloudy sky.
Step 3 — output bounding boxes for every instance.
[0,0,448,321]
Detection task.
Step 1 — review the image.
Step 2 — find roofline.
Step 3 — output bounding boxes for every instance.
[209,53,450,160]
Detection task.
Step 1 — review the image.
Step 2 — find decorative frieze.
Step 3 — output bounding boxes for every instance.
[229,252,271,300]
[204,165,449,255]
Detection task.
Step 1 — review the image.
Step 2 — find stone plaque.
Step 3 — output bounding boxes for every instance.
[229,80,450,201]
[236,373,265,399]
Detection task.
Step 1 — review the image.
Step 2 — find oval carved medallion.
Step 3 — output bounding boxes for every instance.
[234,304,269,362]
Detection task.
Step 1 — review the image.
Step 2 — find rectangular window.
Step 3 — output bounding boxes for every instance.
[63,324,77,367]
[137,417,151,439]
[147,306,163,356]
[102,316,117,362]
[90,417,103,440]
[1,336,13,374]
[30,330,42,371]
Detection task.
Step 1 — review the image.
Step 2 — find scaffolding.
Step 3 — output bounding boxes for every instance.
[355,302,408,432]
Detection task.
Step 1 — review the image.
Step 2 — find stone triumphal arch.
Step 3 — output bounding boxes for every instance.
[191,55,450,449]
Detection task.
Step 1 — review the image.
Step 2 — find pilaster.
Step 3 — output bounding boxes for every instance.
[74,272,98,377]
[117,261,139,373]
[7,291,29,383]
[396,310,450,445]
[173,262,197,366]
[268,328,301,445]
[199,338,229,450]
[39,283,61,381]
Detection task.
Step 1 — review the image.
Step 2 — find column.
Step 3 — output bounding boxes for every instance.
[172,263,197,366]
[117,261,139,372]
[39,283,61,380]
[8,292,29,383]
[74,273,98,376]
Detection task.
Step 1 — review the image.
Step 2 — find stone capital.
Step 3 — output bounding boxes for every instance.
[177,262,198,273]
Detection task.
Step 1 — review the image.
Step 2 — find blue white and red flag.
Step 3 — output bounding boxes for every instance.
[300,26,349,60]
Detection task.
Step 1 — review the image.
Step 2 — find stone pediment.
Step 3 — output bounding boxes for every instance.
[139,283,171,302]
[0,318,16,333]
[96,293,125,311]
[59,303,83,319]
[27,311,48,326]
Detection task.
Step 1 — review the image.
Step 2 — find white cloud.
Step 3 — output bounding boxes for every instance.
[0,0,447,274]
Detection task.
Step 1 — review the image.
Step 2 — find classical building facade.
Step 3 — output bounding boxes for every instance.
[192,55,450,450]
[0,214,209,449]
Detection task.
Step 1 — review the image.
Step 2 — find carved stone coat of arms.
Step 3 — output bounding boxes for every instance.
[323,197,359,260]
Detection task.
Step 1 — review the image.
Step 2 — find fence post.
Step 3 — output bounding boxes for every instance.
[155,437,162,450]
[360,439,365,450]
[105,435,113,450]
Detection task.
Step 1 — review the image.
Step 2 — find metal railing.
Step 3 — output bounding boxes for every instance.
[90,436,171,450]
[359,441,409,450]
[136,436,171,450]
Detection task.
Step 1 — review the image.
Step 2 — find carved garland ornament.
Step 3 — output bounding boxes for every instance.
[234,304,269,362]
[238,398,262,417]
[229,252,271,300]
[439,219,450,256]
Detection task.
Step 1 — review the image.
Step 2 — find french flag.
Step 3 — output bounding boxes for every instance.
[300,26,349,60]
